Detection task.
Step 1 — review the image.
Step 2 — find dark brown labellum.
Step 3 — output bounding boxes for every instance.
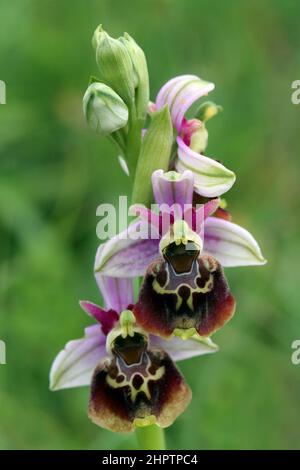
[133,246,235,338]
[88,332,191,432]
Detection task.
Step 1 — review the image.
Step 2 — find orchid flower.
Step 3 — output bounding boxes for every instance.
[50,274,217,431]
[95,169,266,279]
[88,310,192,432]
[133,225,236,339]
[152,75,236,197]
[94,170,265,339]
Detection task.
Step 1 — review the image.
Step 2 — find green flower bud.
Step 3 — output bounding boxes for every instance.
[83,82,128,135]
[92,24,103,50]
[92,25,135,106]
[196,101,223,122]
[120,33,149,120]
[190,122,208,153]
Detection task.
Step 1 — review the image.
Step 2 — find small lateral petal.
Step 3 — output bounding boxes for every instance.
[80,301,119,336]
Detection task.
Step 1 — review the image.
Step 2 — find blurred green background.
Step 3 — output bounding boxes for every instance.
[0,0,300,450]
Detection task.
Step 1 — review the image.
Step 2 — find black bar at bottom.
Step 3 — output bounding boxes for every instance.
[0,450,295,465]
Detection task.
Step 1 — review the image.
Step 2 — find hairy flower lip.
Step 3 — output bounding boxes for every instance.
[88,311,192,432]
[88,343,192,433]
[133,252,236,339]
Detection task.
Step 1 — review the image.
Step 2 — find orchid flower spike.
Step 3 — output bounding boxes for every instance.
[53,27,267,442]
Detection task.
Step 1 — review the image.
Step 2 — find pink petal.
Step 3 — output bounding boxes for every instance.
[156,75,215,131]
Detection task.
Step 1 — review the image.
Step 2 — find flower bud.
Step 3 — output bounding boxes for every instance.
[92,25,135,106]
[120,33,150,120]
[196,101,222,122]
[83,81,128,135]
[92,24,103,50]
[181,118,208,153]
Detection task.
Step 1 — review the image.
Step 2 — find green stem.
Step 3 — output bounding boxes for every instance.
[125,105,143,181]
[135,425,166,450]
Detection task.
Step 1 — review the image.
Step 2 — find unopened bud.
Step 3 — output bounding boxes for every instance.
[83,81,128,135]
[120,33,149,120]
[92,25,135,106]
[196,101,222,122]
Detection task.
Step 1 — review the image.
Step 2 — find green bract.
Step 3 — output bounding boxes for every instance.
[132,105,173,206]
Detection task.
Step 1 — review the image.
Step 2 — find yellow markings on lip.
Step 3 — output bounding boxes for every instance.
[106,365,165,402]
[152,273,214,311]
